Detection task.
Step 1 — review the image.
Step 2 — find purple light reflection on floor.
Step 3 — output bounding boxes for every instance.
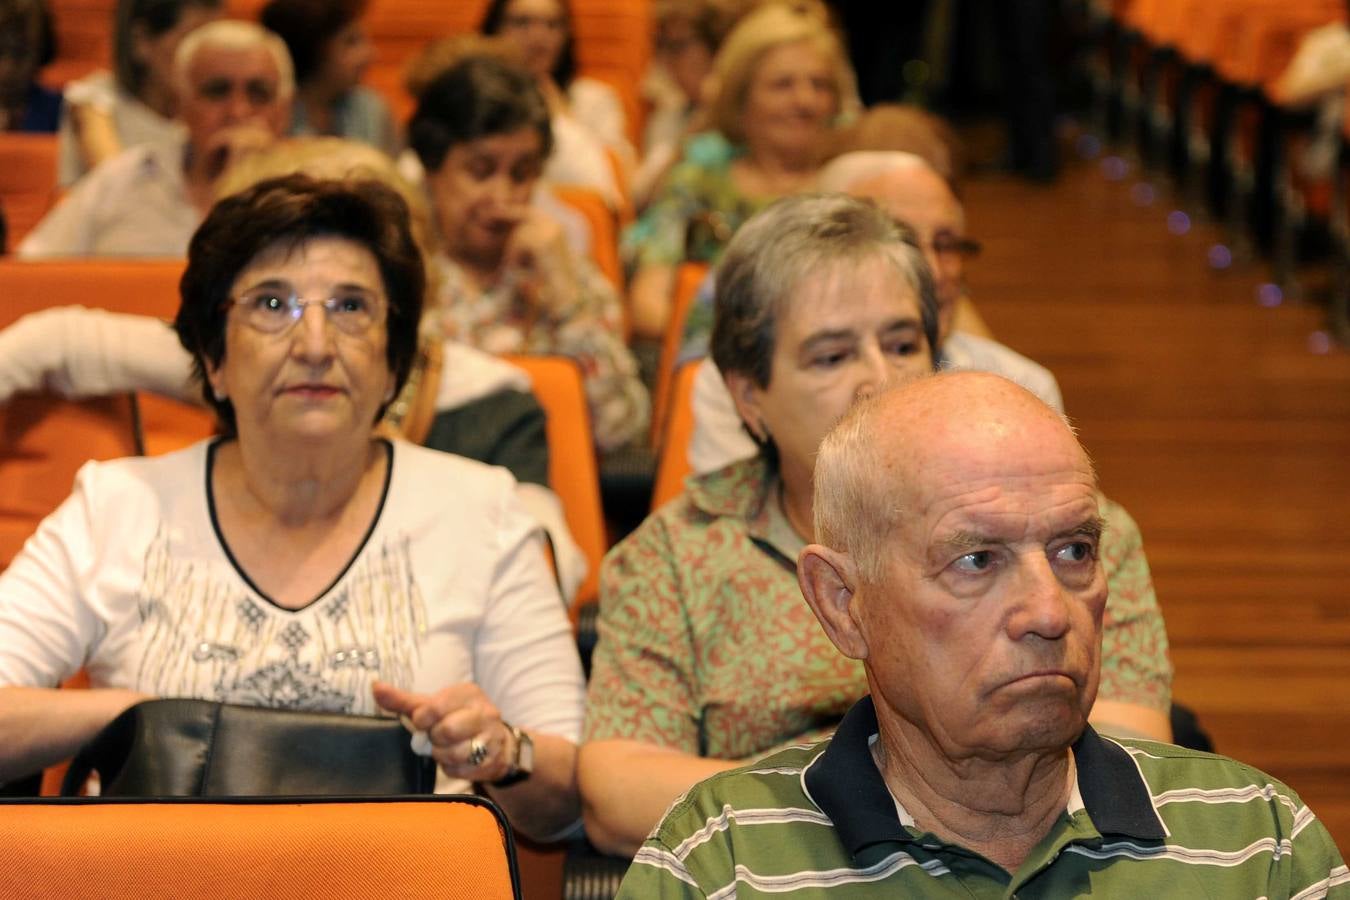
[1166,211,1191,235]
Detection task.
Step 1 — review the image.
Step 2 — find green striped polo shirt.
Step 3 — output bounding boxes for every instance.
[618,696,1348,899]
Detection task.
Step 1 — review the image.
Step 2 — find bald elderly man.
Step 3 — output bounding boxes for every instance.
[686,151,1062,474]
[620,373,1348,899]
[19,20,292,257]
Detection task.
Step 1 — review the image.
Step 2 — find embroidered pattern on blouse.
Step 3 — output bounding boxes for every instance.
[135,529,427,714]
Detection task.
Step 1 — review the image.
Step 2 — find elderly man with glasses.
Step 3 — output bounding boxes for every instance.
[19,20,292,258]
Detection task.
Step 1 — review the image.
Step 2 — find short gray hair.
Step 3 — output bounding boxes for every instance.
[173,19,295,102]
[710,193,940,390]
[812,390,899,583]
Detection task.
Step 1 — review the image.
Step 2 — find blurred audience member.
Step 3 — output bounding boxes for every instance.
[686,151,1060,475]
[633,0,742,209]
[259,0,397,155]
[57,0,223,185]
[409,54,648,450]
[0,0,61,132]
[481,0,627,208]
[20,20,292,257]
[624,2,854,338]
[829,102,965,184]
[401,34,594,261]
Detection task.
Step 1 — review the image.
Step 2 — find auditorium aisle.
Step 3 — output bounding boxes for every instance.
[963,148,1350,848]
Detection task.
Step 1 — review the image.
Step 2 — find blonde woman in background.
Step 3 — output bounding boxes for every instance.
[623,1,856,339]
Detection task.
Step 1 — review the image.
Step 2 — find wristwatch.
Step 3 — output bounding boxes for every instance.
[492,723,534,787]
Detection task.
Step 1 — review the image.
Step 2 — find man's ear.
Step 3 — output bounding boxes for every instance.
[798,543,868,660]
[722,368,768,443]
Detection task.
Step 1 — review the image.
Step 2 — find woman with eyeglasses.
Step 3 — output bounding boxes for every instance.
[0,174,585,840]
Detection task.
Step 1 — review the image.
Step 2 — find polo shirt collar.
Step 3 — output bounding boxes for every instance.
[803,696,1166,860]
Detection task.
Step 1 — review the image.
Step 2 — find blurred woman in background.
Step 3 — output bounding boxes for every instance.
[260,0,398,155]
[480,0,627,208]
[409,54,648,450]
[624,1,854,338]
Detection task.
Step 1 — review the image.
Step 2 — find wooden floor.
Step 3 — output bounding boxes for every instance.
[963,148,1350,850]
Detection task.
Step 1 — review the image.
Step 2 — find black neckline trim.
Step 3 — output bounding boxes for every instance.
[205,437,395,614]
[805,696,1167,860]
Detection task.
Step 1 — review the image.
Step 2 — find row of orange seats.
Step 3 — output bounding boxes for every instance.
[41,0,652,144]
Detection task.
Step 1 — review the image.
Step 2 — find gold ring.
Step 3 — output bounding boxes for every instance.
[468,737,489,767]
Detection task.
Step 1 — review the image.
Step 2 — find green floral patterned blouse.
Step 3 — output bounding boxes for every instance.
[584,456,1172,759]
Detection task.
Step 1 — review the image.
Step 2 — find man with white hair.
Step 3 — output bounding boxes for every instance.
[619,373,1348,899]
[686,150,1063,474]
[19,20,292,257]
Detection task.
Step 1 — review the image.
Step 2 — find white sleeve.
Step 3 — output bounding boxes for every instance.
[1028,366,1066,415]
[0,307,196,404]
[472,482,585,743]
[513,482,588,607]
[689,359,757,475]
[0,462,109,688]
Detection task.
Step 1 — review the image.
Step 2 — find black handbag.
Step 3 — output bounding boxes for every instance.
[60,698,436,797]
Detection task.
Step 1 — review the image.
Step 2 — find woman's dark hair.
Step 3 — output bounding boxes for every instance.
[408,53,553,173]
[176,174,424,436]
[259,0,365,86]
[479,0,577,88]
[113,0,223,94]
[37,0,57,68]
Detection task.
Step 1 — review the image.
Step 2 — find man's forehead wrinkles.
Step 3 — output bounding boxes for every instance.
[922,481,1099,539]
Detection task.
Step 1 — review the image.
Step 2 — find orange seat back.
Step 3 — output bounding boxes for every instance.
[650,261,710,447]
[135,393,217,456]
[551,184,623,293]
[0,796,520,899]
[0,260,184,569]
[500,355,606,613]
[0,134,60,250]
[0,258,184,317]
[0,395,138,569]
[651,359,700,511]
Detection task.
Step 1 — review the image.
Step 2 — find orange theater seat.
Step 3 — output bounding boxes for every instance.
[650,358,700,511]
[500,354,606,614]
[0,134,60,250]
[650,261,710,447]
[552,184,623,292]
[0,394,138,569]
[0,258,185,318]
[135,393,217,456]
[0,260,184,569]
[0,796,520,899]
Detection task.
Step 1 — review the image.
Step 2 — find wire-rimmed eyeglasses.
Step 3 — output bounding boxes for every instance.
[227,287,388,336]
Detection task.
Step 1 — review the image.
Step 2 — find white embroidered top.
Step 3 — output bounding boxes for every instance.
[0,439,585,749]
